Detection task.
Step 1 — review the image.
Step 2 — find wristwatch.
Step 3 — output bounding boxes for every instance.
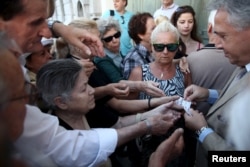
[47,20,62,38]
[195,126,208,136]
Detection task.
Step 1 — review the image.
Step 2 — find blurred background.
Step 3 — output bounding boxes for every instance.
[51,0,210,44]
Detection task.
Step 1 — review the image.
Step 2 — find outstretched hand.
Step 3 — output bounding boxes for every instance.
[53,23,105,57]
[184,84,209,102]
[148,128,184,167]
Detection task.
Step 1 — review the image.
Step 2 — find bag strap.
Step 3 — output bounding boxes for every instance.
[110,10,115,16]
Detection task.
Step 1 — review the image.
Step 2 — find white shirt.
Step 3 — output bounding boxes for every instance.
[153,3,179,19]
[14,105,118,167]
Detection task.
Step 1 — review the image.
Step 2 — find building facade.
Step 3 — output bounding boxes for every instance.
[52,0,210,42]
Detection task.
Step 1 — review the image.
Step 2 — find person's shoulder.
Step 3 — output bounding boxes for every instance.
[101,10,111,18]
[124,10,133,16]
[94,56,111,63]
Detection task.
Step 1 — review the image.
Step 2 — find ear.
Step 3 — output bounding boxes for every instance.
[138,34,144,41]
[207,23,213,34]
[54,96,68,110]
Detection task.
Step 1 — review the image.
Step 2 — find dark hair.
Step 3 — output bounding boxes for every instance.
[0,0,24,21]
[171,5,202,43]
[128,12,153,44]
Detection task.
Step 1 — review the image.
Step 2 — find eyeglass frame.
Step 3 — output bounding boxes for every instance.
[152,43,179,52]
[9,81,39,105]
[102,31,121,43]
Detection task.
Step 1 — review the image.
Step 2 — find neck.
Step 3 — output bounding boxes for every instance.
[181,35,192,44]
[152,62,175,79]
[163,3,173,8]
[117,9,125,15]
[140,41,152,52]
[55,110,85,130]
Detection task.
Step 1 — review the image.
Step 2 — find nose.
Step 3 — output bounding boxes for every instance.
[214,36,223,49]
[39,22,52,39]
[88,85,95,95]
[163,46,168,53]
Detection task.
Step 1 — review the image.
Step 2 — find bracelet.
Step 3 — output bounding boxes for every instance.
[136,113,142,123]
[148,97,152,110]
[143,119,152,135]
[195,126,208,136]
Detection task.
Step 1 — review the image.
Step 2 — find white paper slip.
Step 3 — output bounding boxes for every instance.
[175,97,192,115]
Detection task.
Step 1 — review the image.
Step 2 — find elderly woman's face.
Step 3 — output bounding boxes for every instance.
[66,69,95,114]
[152,31,178,64]
[102,28,120,53]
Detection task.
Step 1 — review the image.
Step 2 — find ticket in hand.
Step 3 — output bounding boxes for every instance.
[175,97,192,115]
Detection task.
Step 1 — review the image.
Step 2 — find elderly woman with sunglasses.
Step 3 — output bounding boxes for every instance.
[128,20,192,167]
[129,21,192,99]
[94,18,166,98]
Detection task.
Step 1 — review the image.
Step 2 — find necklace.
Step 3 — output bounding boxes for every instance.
[160,72,164,79]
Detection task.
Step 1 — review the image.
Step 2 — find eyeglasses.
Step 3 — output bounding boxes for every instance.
[9,81,39,105]
[153,43,179,52]
[102,31,121,43]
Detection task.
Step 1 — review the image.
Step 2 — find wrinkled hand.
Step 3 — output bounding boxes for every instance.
[149,128,184,167]
[55,24,105,57]
[179,57,190,74]
[77,59,95,77]
[144,102,181,122]
[147,114,177,136]
[184,84,209,102]
[143,81,165,97]
[107,83,130,98]
[184,109,207,131]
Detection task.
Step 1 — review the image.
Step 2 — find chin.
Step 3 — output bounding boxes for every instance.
[25,43,44,53]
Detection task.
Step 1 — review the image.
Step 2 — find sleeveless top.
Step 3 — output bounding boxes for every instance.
[139,64,185,99]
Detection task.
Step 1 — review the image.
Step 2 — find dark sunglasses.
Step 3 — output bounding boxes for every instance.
[102,31,121,43]
[153,43,179,52]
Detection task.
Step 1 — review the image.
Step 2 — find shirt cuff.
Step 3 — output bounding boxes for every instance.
[198,128,214,143]
[90,128,118,166]
[207,89,219,104]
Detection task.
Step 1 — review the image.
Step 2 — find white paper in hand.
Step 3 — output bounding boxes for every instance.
[175,97,192,115]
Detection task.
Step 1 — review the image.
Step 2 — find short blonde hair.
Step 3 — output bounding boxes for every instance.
[151,21,180,44]
[154,15,169,25]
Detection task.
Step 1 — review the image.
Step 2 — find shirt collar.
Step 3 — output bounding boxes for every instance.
[245,63,250,72]
[161,3,176,10]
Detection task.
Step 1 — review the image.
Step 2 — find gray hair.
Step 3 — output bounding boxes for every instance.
[36,59,82,109]
[151,21,180,44]
[208,0,250,30]
[208,10,217,31]
[96,18,121,39]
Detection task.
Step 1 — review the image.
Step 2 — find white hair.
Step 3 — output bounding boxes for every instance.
[208,10,217,30]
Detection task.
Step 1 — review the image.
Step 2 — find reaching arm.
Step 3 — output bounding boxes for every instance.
[112,102,181,129]
[52,21,105,57]
[94,83,129,100]
[107,96,180,114]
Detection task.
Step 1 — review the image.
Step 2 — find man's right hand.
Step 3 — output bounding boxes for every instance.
[184,84,209,102]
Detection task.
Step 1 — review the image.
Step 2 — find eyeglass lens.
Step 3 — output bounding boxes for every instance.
[102,31,121,42]
[153,44,179,52]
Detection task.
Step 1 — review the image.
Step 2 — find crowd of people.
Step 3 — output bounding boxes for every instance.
[0,0,250,167]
